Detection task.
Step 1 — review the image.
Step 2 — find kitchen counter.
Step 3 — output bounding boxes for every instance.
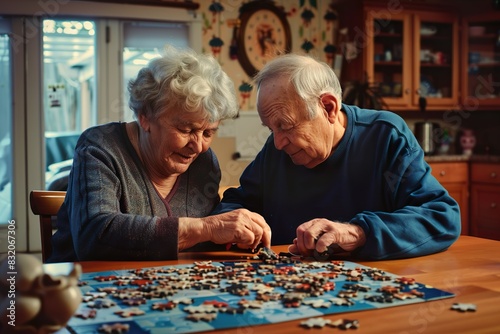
[425,154,500,163]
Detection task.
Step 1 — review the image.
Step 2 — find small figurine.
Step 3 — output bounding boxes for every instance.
[0,253,82,333]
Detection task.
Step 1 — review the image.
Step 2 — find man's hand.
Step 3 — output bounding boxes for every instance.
[288,218,366,257]
[179,209,271,251]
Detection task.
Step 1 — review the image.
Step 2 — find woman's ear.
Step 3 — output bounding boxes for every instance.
[320,93,340,123]
[138,114,150,132]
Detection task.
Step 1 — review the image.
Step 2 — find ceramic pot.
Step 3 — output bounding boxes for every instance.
[0,254,82,333]
[460,129,476,156]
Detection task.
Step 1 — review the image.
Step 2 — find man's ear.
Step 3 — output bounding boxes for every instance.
[320,93,340,123]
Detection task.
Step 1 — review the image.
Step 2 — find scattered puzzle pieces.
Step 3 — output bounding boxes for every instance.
[68,257,454,333]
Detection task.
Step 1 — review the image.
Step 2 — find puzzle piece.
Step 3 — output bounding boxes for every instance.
[122,297,147,306]
[202,300,229,308]
[186,313,217,322]
[94,275,117,282]
[300,317,332,328]
[98,323,130,333]
[395,277,416,285]
[303,298,332,308]
[329,297,355,306]
[183,304,217,314]
[74,308,97,319]
[171,297,194,305]
[87,298,116,309]
[451,303,477,312]
[151,301,176,311]
[238,298,263,309]
[330,318,360,330]
[114,307,145,317]
[220,306,246,314]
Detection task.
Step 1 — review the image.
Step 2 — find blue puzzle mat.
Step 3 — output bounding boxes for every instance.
[64,259,454,333]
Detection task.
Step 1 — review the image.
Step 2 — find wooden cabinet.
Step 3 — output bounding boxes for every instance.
[461,13,500,109]
[470,162,500,240]
[429,162,469,235]
[337,1,460,111]
[364,8,459,110]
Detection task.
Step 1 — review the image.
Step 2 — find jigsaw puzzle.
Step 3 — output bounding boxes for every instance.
[62,255,454,333]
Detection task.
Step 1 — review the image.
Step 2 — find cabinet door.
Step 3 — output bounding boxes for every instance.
[461,13,500,109]
[445,183,470,235]
[413,11,459,108]
[471,184,500,240]
[365,10,412,108]
[429,162,469,234]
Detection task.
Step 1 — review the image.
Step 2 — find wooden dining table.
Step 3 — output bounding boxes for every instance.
[45,235,500,333]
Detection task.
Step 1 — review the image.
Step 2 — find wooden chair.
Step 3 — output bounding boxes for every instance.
[218,185,238,199]
[29,190,66,262]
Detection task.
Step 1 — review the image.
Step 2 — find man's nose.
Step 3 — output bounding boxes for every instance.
[273,132,288,150]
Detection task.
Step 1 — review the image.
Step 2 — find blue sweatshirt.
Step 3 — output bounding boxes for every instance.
[215,104,460,260]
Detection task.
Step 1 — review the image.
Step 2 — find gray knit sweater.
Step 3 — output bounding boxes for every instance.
[49,122,221,262]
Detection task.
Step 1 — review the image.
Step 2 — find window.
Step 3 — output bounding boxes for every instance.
[121,21,189,121]
[43,19,97,188]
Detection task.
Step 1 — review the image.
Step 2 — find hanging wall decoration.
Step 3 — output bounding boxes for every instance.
[238,81,253,108]
[209,36,224,56]
[323,10,337,30]
[301,39,314,53]
[300,8,315,27]
[323,43,337,63]
[208,1,224,24]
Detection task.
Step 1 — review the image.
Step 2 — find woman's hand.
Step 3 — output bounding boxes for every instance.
[288,218,366,257]
[178,209,271,251]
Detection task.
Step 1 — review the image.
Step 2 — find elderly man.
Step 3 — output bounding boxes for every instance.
[215,53,460,260]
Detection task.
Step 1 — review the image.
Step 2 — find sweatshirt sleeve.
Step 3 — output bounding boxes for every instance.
[351,147,461,260]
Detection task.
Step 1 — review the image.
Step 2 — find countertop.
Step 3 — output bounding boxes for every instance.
[425,154,500,163]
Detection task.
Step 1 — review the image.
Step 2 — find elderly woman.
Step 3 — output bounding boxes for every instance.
[48,46,270,262]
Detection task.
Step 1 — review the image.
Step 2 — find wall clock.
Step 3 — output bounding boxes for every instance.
[237,0,292,77]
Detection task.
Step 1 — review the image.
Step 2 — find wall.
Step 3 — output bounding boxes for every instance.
[195,0,337,185]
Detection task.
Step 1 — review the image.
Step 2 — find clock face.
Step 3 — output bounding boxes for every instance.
[237,2,291,77]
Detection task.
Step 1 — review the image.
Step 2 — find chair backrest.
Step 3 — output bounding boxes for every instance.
[218,185,238,199]
[29,190,66,262]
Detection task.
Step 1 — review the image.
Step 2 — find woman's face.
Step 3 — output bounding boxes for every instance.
[140,109,219,177]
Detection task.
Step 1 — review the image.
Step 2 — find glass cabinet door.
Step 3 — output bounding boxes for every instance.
[413,12,459,108]
[365,11,412,108]
[462,14,500,108]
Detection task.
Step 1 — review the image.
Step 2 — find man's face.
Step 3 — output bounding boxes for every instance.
[257,77,335,169]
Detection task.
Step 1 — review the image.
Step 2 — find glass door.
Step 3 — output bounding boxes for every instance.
[0,23,13,226]
[413,12,459,108]
[42,18,97,190]
[365,10,412,108]
[462,14,500,108]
